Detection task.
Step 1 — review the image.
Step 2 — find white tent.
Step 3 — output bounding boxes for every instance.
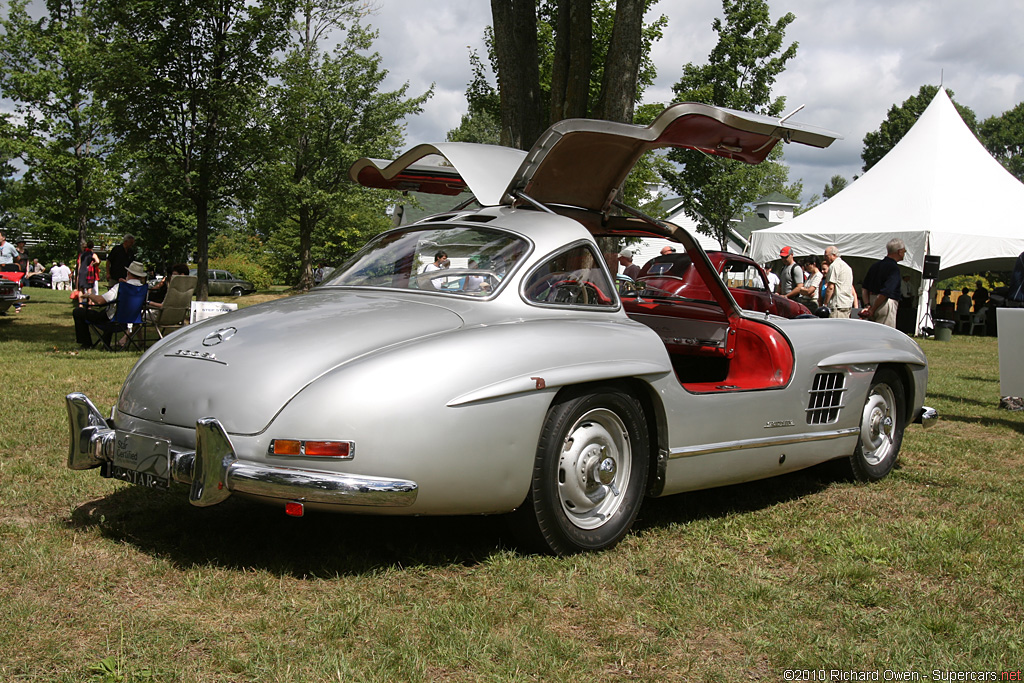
[749,89,1024,280]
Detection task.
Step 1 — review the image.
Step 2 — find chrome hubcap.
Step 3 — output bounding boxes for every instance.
[860,384,897,466]
[557,408,631,530]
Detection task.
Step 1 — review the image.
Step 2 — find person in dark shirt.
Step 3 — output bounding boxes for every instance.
[859,238,906,327]
[971,280,989,312]
[106,233,136,287]
[617,250,641,280]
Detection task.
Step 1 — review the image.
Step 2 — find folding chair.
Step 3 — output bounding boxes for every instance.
[152,275,197,338]
[87,282,149,351]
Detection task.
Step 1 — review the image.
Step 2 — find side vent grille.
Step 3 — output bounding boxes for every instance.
[806,372,846,424]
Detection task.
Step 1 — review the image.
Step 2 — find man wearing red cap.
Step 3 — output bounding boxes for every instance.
[778,246,804,302]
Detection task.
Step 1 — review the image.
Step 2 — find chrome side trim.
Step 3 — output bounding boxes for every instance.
[66,393,418,508]
[914,406,938,428]
[669,428,859,459]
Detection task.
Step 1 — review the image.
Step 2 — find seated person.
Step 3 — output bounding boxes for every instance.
[73,261,147,348]
[148,263,190,304]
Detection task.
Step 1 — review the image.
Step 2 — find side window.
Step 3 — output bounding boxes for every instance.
[523,244,617,308]
[743,264,767,291]
[724,262,766,291]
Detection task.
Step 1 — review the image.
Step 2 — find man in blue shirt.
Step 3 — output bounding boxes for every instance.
[859,238,906,327]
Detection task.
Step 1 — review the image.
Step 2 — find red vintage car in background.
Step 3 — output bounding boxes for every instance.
[637,251,811,318]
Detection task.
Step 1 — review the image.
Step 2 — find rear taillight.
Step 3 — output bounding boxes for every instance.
[269,439,354,459]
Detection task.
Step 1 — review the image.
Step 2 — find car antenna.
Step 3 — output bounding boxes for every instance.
[779,104,805,124]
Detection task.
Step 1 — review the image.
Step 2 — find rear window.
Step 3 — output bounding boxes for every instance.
[640,253,693,277]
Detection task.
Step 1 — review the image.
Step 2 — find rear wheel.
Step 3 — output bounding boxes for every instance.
[511,387,649,555]
[850,369,905,482]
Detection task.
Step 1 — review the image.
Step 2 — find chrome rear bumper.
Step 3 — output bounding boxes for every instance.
[66,392,418,508]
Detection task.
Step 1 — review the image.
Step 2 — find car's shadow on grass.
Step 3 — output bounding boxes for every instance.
[634,460,840,534]
[68,461,844,577]
[934,411,1024,434]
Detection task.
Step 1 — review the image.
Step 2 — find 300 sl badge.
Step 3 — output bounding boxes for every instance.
[764,420,795,428]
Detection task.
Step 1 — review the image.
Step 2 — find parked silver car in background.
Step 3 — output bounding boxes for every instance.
[190,269,255,296]
[67,103,936,555]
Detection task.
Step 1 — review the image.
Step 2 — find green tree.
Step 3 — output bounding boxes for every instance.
[662,0,798,249]
[90,0,295,299]
[447,50,501,144]
[823,174,848,199]
[862,85,977,172]
[255,2,431,290]
[980,101,1024,183]
[0,0,118,254]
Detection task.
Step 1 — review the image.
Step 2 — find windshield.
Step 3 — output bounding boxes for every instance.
[322,225,530,297]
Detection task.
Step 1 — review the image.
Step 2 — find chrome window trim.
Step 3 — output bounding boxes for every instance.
[669,427,859,459]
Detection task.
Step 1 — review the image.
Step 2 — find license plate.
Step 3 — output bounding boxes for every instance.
[101,431,171,490]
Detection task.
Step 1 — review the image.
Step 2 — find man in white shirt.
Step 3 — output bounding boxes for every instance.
[73,260,147,347]
[822,245,855,318]
[0,232,18,266]
[421,251,449,289]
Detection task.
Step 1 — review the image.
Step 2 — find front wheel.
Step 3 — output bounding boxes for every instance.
[510,387,649,555]
[849,369,906,482]
[230,287,243,297]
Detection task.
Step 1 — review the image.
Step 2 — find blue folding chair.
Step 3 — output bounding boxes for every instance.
[87,282,150,351]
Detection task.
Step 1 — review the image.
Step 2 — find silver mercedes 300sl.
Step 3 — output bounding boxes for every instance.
[67,103,937,554]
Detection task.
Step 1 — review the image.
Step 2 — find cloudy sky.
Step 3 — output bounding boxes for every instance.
[369,0,1024,204]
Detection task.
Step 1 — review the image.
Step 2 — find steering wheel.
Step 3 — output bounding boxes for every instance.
[548,280,590,305]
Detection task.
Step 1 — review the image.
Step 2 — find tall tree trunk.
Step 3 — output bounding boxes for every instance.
[594,0,645,123]
[550,0,592,123]
[194,195,210,301]
[490,0,544,150]
[297,206,314,291]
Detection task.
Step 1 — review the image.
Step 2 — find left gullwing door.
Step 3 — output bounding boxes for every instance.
[349,143,527,207]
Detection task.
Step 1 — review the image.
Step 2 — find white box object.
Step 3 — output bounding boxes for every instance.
[997,308,1024,397]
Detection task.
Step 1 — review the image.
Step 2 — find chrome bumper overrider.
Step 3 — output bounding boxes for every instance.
[914,405,938,428]
[66,393,418,508]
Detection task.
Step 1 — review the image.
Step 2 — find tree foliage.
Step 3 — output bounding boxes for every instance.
[861,85,977,172]
[662,0,797,249]
[486,0,666,149]
[0,0,117,252]
[90,0,295,298]
[453,1,665,211]
[980,101,1024,183]
[255,3,431,290]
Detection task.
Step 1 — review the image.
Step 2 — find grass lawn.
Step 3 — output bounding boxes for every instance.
[1,288,1022,682]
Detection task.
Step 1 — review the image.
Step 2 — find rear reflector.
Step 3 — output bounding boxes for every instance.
[285,501,304,517]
